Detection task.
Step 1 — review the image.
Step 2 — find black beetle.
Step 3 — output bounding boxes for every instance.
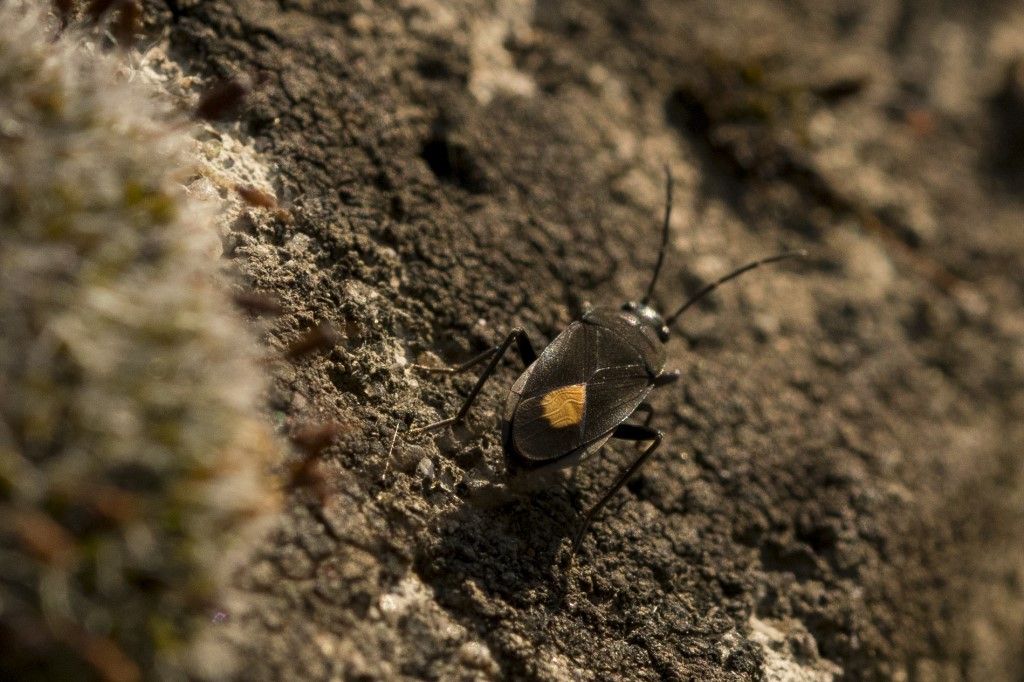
[412,171,804,551]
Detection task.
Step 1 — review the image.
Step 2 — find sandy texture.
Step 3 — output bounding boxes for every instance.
[139,0,1024,679]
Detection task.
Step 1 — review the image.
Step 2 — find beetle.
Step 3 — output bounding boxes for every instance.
[411,171,804,552]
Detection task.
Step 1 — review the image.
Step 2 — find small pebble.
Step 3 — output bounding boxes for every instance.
[416,456,435,481]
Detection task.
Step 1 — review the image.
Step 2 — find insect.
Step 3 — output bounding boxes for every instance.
[412,171,804,552]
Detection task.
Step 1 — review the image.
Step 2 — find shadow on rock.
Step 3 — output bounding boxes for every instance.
[412,482,580,652]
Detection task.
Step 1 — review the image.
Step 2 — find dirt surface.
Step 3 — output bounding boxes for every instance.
[147,1,1023,679]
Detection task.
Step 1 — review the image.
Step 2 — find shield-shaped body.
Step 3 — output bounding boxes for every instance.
[502,308,666,471]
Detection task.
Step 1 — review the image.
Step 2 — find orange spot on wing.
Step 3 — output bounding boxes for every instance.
[541,384,586,428]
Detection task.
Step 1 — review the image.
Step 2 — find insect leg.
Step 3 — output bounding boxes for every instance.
[623,403,657,451]
[514,331,538,365]
[413,327,536,374]
[631,402,655,427]
[653,370,680,387]
[412,346,499,374]
[571,423,662,553]
[410,328,534,434]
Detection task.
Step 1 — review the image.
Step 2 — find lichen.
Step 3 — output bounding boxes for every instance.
[0,3,281,679]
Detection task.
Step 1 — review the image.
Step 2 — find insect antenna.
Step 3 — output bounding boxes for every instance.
[664,250,807,327]
[640,167,674,305]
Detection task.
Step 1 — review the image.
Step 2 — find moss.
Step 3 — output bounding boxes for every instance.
[0,3,281,680]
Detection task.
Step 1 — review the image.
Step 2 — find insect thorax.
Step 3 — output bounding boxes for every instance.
[582,307,667,374]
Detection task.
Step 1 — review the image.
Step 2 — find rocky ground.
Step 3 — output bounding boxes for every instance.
[132,1,1024,679]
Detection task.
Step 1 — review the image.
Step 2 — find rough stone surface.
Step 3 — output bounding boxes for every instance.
[145,0,1024,679]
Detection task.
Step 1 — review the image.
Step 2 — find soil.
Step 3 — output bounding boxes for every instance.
[152,1,1024,679]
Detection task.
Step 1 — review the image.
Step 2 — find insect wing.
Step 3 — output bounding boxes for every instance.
[511,322,652,462]
[511,322,591,460]
[517,321,639,401]
[579,363,652,441]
